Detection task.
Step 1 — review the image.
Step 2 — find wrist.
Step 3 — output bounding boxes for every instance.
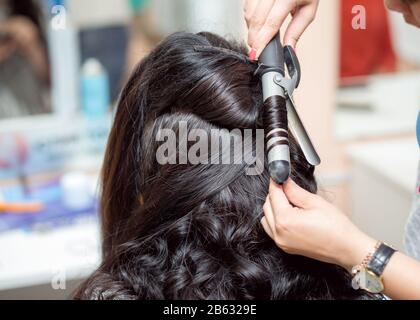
[341,232,377,272]
[350,242,397,294]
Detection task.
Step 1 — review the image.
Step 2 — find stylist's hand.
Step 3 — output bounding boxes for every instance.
[261,179,377,270]
[385,0,420,28]
[244,0,319,58]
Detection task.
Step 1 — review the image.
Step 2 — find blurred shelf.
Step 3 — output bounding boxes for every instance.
[347,138,418,193]
[0,220,100,291]
[346,138,418,250]
[334,108,416,141]
[335,72,420,141]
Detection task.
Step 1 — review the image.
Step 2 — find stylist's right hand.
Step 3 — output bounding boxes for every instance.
[245,0,319,58]
[261,179,377,270]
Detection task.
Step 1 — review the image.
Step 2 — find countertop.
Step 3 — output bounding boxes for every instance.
[347,138,418,194]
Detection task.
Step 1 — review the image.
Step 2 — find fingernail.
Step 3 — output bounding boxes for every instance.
[248,48,256,61]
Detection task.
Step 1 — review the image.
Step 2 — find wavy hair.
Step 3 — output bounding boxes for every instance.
[75,32,374,300]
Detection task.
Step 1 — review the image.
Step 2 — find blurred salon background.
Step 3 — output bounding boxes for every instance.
[0,0,418,299]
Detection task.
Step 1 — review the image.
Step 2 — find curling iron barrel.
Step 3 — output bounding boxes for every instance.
[260,32,291,185]
[259,31,321,185]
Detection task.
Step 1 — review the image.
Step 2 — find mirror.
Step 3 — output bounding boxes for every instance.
[0,0,51,118]
[0,0,244,180]
[0,0,243,119]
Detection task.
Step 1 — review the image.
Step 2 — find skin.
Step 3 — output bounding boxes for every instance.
[244,0,319,57]
[262,180,420,300]
[256,0,420,300]
[0,16,49,85]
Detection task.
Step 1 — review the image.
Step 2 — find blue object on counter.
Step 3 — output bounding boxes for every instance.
[0,180,98,233]
[81,59,110,118]
[0,201,97,233]
[2,179,61,203]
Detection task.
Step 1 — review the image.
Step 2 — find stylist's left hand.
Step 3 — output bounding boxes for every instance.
[261,179,377,270]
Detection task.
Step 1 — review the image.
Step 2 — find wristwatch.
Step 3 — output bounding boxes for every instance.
[351,242,396,294]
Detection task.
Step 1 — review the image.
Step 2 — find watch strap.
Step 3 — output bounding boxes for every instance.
[367,243,396,277]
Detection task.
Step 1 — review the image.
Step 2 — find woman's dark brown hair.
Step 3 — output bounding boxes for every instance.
[8,0,47,46]
[75,32,375,300]
[9,0,44,30]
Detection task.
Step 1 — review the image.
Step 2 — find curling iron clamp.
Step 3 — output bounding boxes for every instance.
[257,31,321,184]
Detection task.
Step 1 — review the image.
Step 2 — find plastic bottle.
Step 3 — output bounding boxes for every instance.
[80,58,110,118]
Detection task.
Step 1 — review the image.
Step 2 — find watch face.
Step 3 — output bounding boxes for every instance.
[358,270,384,294]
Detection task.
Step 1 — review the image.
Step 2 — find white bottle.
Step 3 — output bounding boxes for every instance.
[48,1,80,116]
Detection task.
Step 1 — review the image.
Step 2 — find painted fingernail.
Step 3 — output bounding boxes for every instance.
[249,48,257,61]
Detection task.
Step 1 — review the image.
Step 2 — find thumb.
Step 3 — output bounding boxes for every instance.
[283,179,320,209]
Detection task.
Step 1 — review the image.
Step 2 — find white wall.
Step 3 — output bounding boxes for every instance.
[68,0,131,28]
[389,11,420,65]
[151,0,244,38]
[290,1,341,174]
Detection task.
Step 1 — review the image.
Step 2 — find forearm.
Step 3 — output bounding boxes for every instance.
[381,252,420,300]
[344,234,420,300]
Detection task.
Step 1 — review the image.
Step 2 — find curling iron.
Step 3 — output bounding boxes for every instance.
[258,32,321,184]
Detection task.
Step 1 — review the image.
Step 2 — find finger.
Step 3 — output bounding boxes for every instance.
[268,180,294,214]
[283,179,320,209]
[283,3,318,48]
[263,195,276,234]
[261,217,274,239]
[244,0,259,27]
[247,0,275,49]
[253,0,296,57]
